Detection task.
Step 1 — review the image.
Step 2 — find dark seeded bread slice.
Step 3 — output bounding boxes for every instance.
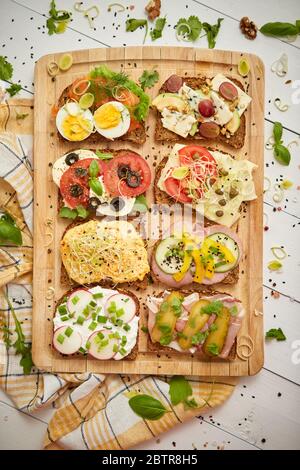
[57,84,146,145]
[146,289,237,360]
[55,286,140,360]
[150,240,239,286]
[154,76,246,149]
[60,218,149,290]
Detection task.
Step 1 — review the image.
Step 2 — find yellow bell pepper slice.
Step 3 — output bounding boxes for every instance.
[173,250,193,282]
[202,238,236,264]
[191,249,205,283]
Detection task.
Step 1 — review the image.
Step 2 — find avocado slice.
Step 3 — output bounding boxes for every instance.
[203,306,231,357]
[178,299,210,350]
[151,291,184,345]
[152,93,186,113]
[226,110,240,134]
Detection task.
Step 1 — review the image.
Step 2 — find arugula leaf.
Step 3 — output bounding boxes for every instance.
[95,150,114,160]
[139,69,159,91]
[176,15,202,42]
[126,18,148,44]
[4,294,33,375]
[129,394,167,420]
[265,328,286,341]
[150,17,166,41]
[0,56,13,81]
[202,18,224,49]
[46,0,72,36]
[260,21,300,37]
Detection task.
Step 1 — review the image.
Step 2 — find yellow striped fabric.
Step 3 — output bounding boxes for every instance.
[0,102,237,450]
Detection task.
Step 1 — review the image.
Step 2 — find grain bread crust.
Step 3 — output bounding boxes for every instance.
[57,84,147,145]
[146,289,237,360]
[55,286,140,360]
[150,240,239,286]
[154,76,246,149]
[60,218,149,290]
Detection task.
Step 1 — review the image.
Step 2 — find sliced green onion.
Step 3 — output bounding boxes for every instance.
[108,3,125,13]
[123,324,131,332]
[76,316,85,325]
[58,304,67,315]
[57,334,65,344]
[88,321,98,331]
[113,343,119,353]
[97,315,107,323]
[85,341,91,350]
[268,260,282,271]
[61,316,69,322]
[271,246,287,260]
[274,98,289,112]
[71,295,79,305]
[65,327,73,337]
[93,292,104,299]
[78,347,86,354]
[116,308,124,318]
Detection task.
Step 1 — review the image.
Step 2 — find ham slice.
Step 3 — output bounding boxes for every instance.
[151,255,194,287]
[219,316,243,358]
[175,319,186,332]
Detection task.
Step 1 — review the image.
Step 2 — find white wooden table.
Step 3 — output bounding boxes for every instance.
[1,0,300,450]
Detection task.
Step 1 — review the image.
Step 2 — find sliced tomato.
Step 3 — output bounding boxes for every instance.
[178,145,217,179]
[103,152,151,197]
[164,177,193,203]
[60,158,106,208]
[127,116,142,133]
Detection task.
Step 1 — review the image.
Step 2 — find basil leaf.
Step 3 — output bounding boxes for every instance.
[260,22,299,37]
[273,121,283,144]
[95,150,113,160]
[169,376,193,406]
[89,160,99,177]
[128,394,167,420]
[59,206,78,219]
[274,143,291,166]
[76,205,89,219]
[89,177,103,196]
[0,220,22,246]
[132,194,148,213]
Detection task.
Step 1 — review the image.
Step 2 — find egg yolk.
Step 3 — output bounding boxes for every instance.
[62,115,91,141]
[95,104,121,129]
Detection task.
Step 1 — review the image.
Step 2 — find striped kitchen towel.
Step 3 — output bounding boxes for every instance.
[0,100,237,450]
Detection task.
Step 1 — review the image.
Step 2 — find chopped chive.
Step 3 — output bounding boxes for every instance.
[123,324,131,332]
[121,335,127,346]
[71,295,79,305]
[78,347,86,354]
[85,341,91,350]
[76,316,85,325]
[62,296,68,303]
[113,344,119,353]
[104,326,112,330]
[97,331,104,340]
[82,306,90,317]
[58,304,67,315]
[98,339,109,349]
[92,312,97,320]
[119,347,127,356]
[116,308,124,318]
[93,292,103,299]
[57,334,65,344]
[89,300,97,308]
[97,315,108,323]
[107,301,117,313]
[61,315,69,322]
[68,312,74,318]
[65,327,73,337]
[116,319,123,327]
[88,321,98,331]
[214,261,227,268]
[123,298,129,303]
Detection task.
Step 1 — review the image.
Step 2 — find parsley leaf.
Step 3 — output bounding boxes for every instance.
[150,16,166,41]
[207,343,219,356]
[191,331,208,345]
[176,15,202,42]
[0,56,13,81]
[4,294,33,375]
[6,83,22,97]
[46,0,72,36]
[201,300,223,316]
[126,18,148,44]
[265,328,286,341]
[202,18,224,49]
[139,69,159,91]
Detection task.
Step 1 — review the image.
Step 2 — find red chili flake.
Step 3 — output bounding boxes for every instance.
[277,207,282,211]
[271,290,280,299]
[129,4,135,10]
[264,226,269,231]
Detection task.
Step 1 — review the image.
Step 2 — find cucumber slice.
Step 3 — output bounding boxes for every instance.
[206,232,240,273]
[79,93,95,110]
[155,237,184,274]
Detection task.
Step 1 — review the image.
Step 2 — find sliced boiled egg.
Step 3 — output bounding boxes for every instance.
[93,101,130,140]
[56,105,94,141]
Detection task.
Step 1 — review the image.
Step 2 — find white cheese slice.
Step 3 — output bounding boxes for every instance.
[52,149,97,186]
[211,73,252,117]
[161,108,197,138]
[210,91,233,125]
[179,83,202,113]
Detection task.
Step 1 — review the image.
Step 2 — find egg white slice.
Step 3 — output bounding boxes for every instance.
[56,107,94,141]
[94,101,130,140]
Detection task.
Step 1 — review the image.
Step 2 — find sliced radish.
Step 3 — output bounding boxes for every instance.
[88,330,119,360]
[53,326,82,355]
[67,289,95,320]
[104,293,136,323]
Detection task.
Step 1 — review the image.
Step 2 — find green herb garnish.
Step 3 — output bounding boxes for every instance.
[201,300,223,316]
[176,15,202,42]
[207,343,219,356]
[0,56,22,96]
[46,0,72,35]
[150,17,166,41]
[139,69,159,91]
[65,327,73,337]
[202,18,224,49]
[126,18,148,44]
[128,394,168,420]
[0,212,22,246]
[89,177,103,196]
[97,315,107,323]
[191,331,208,345]
[59,205,89,220]
[265,328,286,341]
[95,151,114,160]
[169,375,199,409]
[260,21,300,38]
[272,122,291,166]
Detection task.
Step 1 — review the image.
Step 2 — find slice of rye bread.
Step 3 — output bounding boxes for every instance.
[57,85,147,145]
[54,286,140,360]
[154,76,246,149]
[60,218,149,290]
[153,155,243,228]
[150,240,239,286]
[146,289,237,360]
[57,147,147,218]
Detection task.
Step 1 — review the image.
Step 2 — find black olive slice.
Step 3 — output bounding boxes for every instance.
[70,184,83,197]
[88,197,101,210]
[117,164,130,179]
[74,167,88,177]
[110,197,125,212]
[126,170,141,188]
[65,152,79,166]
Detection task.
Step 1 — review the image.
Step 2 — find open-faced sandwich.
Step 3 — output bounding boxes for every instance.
[53,286,139,360]
[60,220,149,286]
[53,65,150,144]
[152,224,242,287]
[155,144,257,227]
[152,73,251,149]
[147,290,244,359]
[52,148,151,218]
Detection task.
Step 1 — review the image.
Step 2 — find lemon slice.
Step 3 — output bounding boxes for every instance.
[238,58,250,77]
[58,53,73,71]
[79,93,95,110]
[172,166,189,180]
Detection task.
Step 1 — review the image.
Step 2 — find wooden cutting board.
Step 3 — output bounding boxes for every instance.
[32,46,264,376]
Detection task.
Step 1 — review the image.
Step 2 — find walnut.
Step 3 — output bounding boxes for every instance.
[200,84,210,95]
[145,0,161,21]
[240,16,257,40]
[220,127,227,135]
